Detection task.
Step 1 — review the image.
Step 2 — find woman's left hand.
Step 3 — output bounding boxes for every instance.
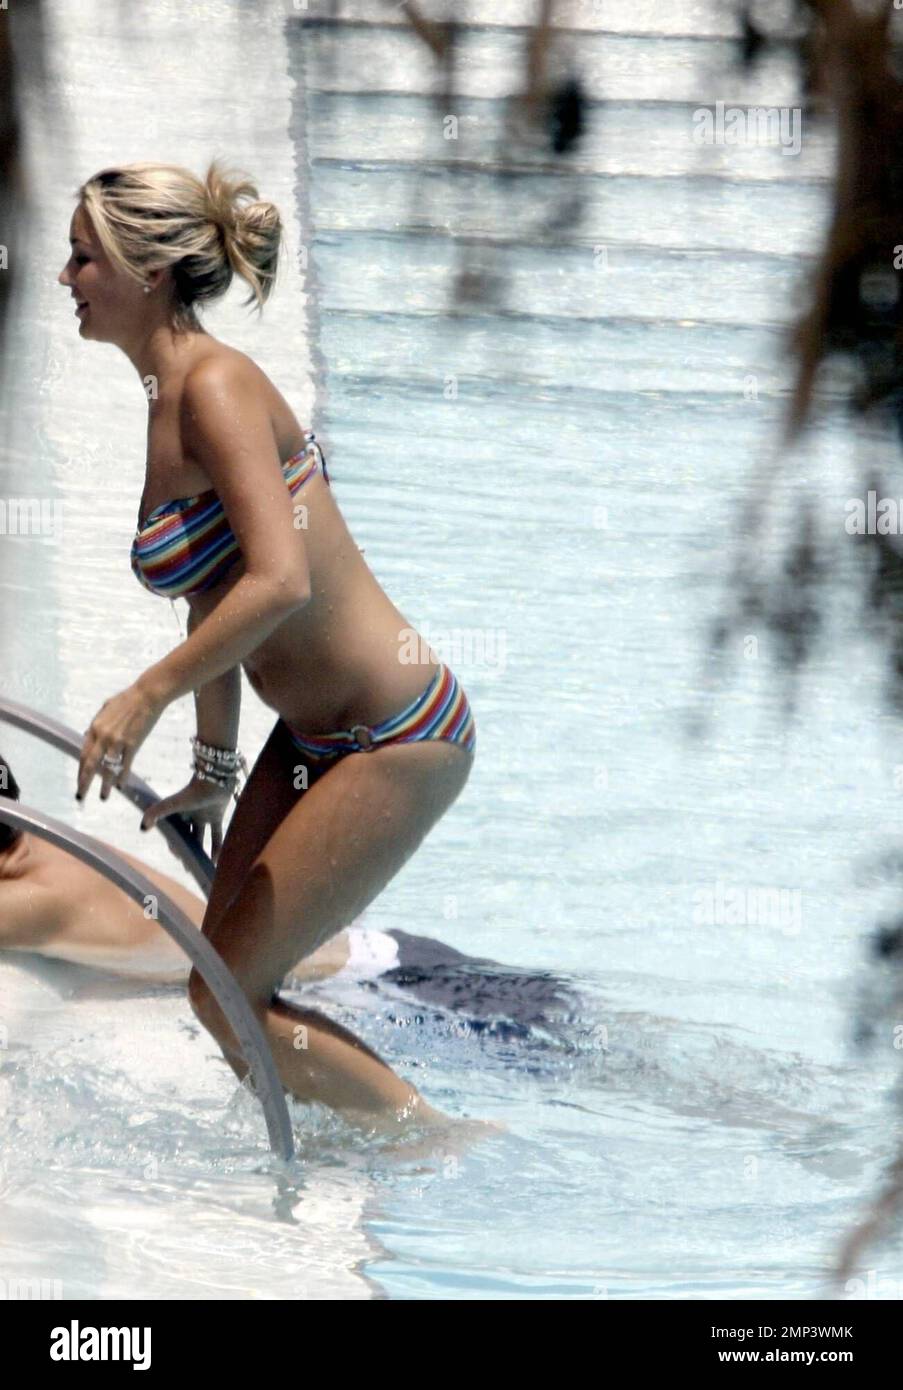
[77,682,164,801]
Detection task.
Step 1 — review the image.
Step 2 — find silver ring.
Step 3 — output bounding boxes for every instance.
[101,752,124,771]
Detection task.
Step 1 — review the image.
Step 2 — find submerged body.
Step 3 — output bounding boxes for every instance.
[0,831,577,1044]
[0,828,349,982]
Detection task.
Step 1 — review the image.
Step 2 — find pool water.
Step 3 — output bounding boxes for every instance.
[2,0,903,1300]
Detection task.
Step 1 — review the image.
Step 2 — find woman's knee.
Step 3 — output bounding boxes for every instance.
[187,963,265,1043]
[187,965,221,1032]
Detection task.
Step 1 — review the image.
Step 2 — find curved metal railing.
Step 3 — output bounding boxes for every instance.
[0,695,215,894]
[0,697,294,1161]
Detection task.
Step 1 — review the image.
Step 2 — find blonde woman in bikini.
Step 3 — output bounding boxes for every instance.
[59,160,482,1136]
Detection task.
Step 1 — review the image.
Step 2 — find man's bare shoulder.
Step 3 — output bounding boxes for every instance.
[0,876,67,949]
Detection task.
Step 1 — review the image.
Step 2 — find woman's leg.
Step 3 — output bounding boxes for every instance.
[193,717,329,1082]
[200,718,323,934]
[188,736,474,1128]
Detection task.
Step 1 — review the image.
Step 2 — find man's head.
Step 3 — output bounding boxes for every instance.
[0,756,22,853]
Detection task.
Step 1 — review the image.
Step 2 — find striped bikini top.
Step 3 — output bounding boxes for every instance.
[131,430,329,600]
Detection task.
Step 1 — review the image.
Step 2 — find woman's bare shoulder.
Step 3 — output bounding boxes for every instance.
[183,343,302,443]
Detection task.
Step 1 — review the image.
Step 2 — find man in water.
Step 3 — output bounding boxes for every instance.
[0,755,579,1037]
[0,755,350,983]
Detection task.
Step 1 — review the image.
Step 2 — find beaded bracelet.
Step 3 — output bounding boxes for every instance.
[191,735,244,770]
[195,766,235,790]
[190,737,249,803]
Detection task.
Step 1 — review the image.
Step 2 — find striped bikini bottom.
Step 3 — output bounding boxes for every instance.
[281,662,476,764]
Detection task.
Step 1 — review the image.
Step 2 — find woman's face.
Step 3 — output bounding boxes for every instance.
[57,203,145,345]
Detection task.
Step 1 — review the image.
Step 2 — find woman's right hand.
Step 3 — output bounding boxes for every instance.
[140,774,234,862]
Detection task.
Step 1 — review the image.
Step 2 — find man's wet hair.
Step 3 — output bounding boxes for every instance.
[0,755,22,852]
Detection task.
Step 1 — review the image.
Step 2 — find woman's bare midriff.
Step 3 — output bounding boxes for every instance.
[186,475,441,734]
[145,344,442,737]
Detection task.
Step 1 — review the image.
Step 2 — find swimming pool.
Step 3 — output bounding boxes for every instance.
[2,0,903,1300]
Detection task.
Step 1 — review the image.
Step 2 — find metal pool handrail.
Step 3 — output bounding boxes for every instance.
[0,694,215,895]
[0,699,294,1162]
[0,799,294,1162]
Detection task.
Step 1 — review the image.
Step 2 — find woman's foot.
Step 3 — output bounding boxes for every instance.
[343,1089,507,1156]
[413,1099,507,1143]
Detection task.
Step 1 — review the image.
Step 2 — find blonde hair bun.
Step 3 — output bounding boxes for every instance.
[78,157,283,326]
